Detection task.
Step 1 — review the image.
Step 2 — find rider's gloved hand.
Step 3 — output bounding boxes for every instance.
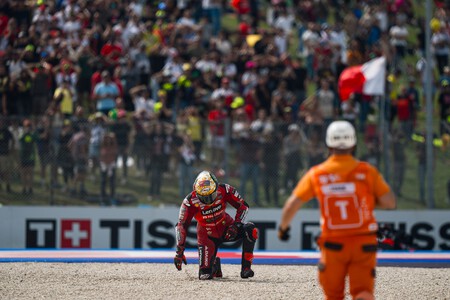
[174,246,187,271]
[224,222,242,241]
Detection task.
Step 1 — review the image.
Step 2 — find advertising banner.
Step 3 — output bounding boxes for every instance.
[0,207,449,250]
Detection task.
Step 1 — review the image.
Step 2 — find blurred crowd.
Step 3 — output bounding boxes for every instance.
[0,0,449,205]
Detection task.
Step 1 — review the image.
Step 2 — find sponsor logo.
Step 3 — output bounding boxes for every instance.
[22,218,450,251]
[61,220,91,248]
[26,219,57,248]
[201,204,223,216]
[321,183,355,195]
[26,219,91,248]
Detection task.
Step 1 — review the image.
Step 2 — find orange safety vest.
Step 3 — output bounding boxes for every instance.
[293,155,390,238]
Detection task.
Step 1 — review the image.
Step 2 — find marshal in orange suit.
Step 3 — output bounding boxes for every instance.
[278,120,396,300]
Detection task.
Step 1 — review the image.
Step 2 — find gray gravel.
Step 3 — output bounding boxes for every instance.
[1,263,449,300]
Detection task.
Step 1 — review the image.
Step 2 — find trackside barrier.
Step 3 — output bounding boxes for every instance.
[0,206,449,251]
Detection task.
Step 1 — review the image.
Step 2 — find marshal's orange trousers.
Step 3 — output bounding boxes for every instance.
[316,234,378,300]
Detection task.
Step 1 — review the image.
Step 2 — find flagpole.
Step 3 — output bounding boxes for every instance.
[379,94,386,182]
[381,95,390,185]
[425,0,435,208]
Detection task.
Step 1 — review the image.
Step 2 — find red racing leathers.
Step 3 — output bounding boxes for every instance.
[175,183,258,277]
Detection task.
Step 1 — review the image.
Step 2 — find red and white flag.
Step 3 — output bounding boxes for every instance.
[338,56,386,101]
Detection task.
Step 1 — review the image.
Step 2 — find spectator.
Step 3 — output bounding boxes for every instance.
[207,98,228,172]
[391,129,407,197]
[439,65,450,86]
[0,117,14,193]
[148,121,167,201]
[154,90,173,123]
[270,81,294,121]
[301,22,320,79]
[361,140,381,170]
[341,93,360,128]
[16,68,33,117]
[211,76,235,102]
[299,94,323,139]
[315,79,338,138]
[254,73,272,114]
[120,59,140,109]
[6,118,21,179]
[306,128,326,169]
[239,121,262,206]
[3,69,18,116]
[130,85,155,116]
[186,106,204,162]
[241,60,259,95]
[110,109,131,184]
[389,17,409,71]
[393,85,416,139]
[131,111,151,177]
[93,70,119,115]
[75,44,97,109]
[211,32,233,57]
[7,50,26,79]
[438,80,450,135]
[202,0,222,36]
[53,60,79,105]
[406,76,421,121]
[282,55,306,119]
[100,35,123,70]
[261,121,282,206]
[177,131,196,198]
[161,51,184,86]
[71,105,89,132]
[31,62,51,115]
[346,39,364,67]
[99,132,118,206]
[416,56,437,100]
[272,5,294,55]
[88,112,106,181]
[0,64,9,116]
[162,122,178,175]
[68,124,89,197]
[19,119,37,196]
[36,116,51,189]
[176,64,196,110]
[415,133,427,205]
[431,24,450,76]
[282,123,303,193]
[53,79,74,119]
[177,7,197,27]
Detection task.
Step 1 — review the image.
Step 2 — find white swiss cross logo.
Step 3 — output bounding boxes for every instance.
[61,220,91,248]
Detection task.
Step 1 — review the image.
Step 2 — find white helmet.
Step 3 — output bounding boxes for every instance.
[325,120,357,149]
